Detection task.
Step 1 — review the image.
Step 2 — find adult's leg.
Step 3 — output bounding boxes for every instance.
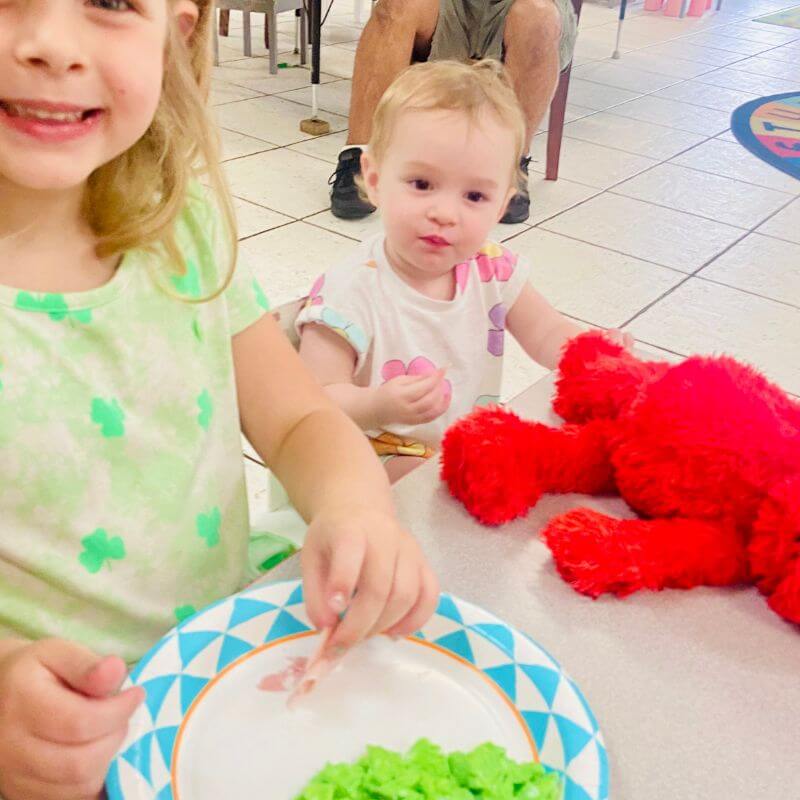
[503,0,563,146]
[346,0,440,145]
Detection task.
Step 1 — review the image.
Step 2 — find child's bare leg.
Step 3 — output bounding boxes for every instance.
[385,455,427,483]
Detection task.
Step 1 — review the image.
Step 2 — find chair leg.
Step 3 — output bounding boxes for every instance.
[243,10,252,56]
[219,8,230,35]
[268,7,279,73]
[265,14,270,49]
[546,67,571,181]
[300,5,308,65]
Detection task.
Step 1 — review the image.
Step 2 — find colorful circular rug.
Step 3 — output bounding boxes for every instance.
[731,92,800,182]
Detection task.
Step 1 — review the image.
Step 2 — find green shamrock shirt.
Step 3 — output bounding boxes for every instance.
[0,190,274,664]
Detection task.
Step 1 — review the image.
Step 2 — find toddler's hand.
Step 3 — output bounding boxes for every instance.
[603,328,635,350]
[301,505,439,654]
[373,369,451,427]
[0,638,144,800]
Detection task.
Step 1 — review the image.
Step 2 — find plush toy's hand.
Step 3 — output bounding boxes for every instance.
[441,406,543,526]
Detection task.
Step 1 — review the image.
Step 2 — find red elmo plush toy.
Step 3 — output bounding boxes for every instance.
[441,332,800,624]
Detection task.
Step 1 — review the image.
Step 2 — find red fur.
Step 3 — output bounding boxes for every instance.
[441,331,800,625]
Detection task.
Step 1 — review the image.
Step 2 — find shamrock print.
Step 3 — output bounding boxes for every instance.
[197,507,222,547]
[197,389,213,430]
[79,528,126,574]
[488,303,507,357]
[174,605,197,623]
[253,279,270,311]
[171,260,202,298]
[15,292,92,324]
[91,398,125,437]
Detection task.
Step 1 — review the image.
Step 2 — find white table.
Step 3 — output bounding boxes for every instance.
[271,375,800,798]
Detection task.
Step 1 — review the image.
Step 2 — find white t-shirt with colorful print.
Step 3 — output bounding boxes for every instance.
[0,191,272,664]
[295,233,530,456]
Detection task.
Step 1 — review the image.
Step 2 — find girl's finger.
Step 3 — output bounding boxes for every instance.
[405,369,446,403]
[385,562,440,639]
[367,540,421,637]
[327,543,396,651]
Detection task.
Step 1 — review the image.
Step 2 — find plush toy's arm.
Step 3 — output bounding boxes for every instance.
[441,406,617,526]
[749,474,800,624]
[555,332,670,423]
[543,509,749,597]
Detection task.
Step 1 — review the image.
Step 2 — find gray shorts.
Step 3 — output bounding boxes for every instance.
[429,0,578,73]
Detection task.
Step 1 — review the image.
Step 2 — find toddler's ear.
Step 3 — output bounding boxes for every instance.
[174,0,199,40]
[360,151,380,207]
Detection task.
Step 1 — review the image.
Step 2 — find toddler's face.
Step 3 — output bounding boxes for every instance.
[0,0,196,192]
[362,107,517,278]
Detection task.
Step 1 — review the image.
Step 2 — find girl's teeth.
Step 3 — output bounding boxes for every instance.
[7,104,84,122]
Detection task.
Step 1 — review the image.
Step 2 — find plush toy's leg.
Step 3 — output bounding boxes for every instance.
[554,332,670,424]
[441,406,616,526]
[543,509,748,598]
[749,475,800,624]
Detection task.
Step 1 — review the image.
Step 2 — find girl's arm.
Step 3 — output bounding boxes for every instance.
[506,284,633,370]
[232,314,439,650]
[506,284,583,370]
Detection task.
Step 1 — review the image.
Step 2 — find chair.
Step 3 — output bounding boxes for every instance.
[545,0,583,181]
[215,0,308,74]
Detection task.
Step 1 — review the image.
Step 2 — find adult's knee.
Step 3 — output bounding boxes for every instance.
[372,0,438,30]
[506,0,563,44]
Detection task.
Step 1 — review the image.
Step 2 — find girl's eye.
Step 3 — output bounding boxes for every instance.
[467,191,486,203]
[411,179,430,191]
[89,0,133,11]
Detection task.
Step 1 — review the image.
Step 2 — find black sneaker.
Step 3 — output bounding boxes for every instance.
[329,147,376,220]
[500,155,532,224]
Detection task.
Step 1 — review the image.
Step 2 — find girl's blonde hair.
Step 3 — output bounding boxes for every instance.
[368,59,527,184]
[82,0,235,302]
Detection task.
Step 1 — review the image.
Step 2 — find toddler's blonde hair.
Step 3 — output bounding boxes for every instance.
[368,59,527,185]
[82,0,235,301]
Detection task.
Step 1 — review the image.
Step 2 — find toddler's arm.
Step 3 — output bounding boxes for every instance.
[506,284,632,370]
[299,324,450,430]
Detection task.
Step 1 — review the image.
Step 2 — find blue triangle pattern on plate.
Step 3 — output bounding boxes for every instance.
[484,664,517,702]
[434,629,474,664]
[105,760,121,798]
[155,726,179,767]
[227,597,277,629]
[265,609,310,642]
[564,776,594,800]
[471,623,515,658]
[217,634,253,671]
[412,631,426,640]
[122,731,154,785]
[180,674,209,714]
[521,710,551,752]
[286,583,305,606]
[178,631,220,669]
[553,714,593,765]
[435,594,464,623]
[156,784,174,800]
[519,663,561,708]
[598,745,610,800]
[130,633,175,682]
[141,675,178,722]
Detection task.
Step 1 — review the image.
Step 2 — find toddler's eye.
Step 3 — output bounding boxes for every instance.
[411,179,430,191]
[466,191,486,203]
[89,0,133,11]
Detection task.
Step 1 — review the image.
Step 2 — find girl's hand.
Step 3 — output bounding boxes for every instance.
[0,639,144,800]
[603,329,635,350]
[372,370,451,427]
[301,506,440,654]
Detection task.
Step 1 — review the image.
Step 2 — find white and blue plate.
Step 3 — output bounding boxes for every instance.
[107,580,608,800]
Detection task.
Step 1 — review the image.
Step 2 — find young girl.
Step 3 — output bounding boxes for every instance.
[0,1,438,797]
[299,60,632,483]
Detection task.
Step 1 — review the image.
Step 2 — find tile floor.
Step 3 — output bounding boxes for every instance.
[212,0,800,416]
